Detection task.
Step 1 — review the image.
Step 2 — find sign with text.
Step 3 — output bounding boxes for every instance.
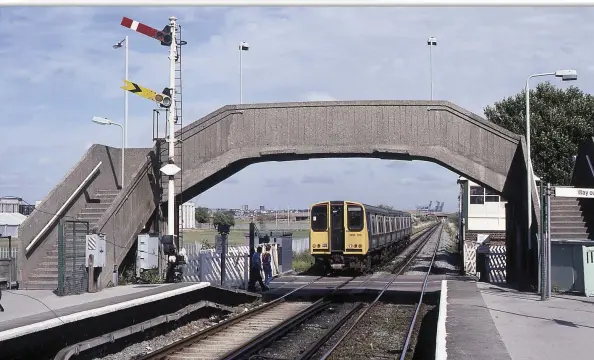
[554,187,594,198]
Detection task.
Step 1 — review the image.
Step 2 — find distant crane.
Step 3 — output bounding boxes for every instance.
[416,200,444,214]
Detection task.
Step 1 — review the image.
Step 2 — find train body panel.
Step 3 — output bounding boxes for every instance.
[310,200,413,271]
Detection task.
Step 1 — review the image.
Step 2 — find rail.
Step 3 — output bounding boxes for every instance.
[137,275,327,360]
[399,224,443,360]
[25,161,102,254]
[319,223,441,360]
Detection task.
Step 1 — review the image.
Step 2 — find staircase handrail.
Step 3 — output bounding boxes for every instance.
[25,161,102,254]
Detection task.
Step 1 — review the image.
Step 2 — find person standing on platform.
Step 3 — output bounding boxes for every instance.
[262,245,273,286]
[248,246,268,292]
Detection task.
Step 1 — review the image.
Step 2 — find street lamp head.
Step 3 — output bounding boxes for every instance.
[427,36,437,46]
[113,38,126,49]
[239,41,250,51]
[92,116,112,126]
[555,69,578,81]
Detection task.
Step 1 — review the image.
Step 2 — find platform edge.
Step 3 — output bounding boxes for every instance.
[0,282,211,342]
[435,279,448,360]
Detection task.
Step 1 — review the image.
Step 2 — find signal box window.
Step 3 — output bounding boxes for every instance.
[311,205,328,232]
[347,205,364,231]
[470,185,485,204]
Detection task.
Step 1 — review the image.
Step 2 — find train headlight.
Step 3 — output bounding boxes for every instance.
[358,244,362,248]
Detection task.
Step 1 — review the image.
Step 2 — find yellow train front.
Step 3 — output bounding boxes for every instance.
[309,200,412,272]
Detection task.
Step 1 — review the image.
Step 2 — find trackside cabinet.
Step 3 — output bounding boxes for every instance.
[85,234,106,268]
[137,233,160,276]
[551,240,594,296]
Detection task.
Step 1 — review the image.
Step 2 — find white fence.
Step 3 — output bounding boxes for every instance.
[182,243,280,289]
[464,242,506,284]
[0,247,17,259]
[292,238,310,255]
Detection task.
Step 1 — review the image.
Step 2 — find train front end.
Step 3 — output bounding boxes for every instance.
[310,200,369,271]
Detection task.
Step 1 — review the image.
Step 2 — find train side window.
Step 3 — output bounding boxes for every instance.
[378,216,383,233]
[311,205,328,232]
[347,205,364,231]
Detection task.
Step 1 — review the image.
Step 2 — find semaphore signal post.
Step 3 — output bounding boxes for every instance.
[120,15,186,282]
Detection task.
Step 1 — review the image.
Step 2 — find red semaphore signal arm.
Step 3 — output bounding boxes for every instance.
[120,17,170,44]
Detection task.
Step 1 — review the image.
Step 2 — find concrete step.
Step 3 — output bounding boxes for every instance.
[24,280,58,290]
[95,190,120,196]
[85,203,111,210]
[550,204,582,212]
[95,193,118,200]
[550,197,579,203]
[31,267,59,275]
[76,213,101,220]
[80,208,106,214]
[550,210,583,217]
[550,215,584,221]
[550,227,588,234]
[550,221,587,228]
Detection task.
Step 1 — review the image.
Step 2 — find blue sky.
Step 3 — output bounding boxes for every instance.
[1,6,593,212]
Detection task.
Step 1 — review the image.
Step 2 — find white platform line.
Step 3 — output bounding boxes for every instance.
[0,282,210,342]
[435,279,448,360]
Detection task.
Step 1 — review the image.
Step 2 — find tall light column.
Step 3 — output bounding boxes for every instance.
[525,69,577,297]
[239,41,249,104]
[113,36,129,150]
[427,37,437,100]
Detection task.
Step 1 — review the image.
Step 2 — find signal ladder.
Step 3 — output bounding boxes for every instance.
[154,24,186,251]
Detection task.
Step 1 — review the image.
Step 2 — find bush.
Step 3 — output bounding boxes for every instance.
[293,251,315,273]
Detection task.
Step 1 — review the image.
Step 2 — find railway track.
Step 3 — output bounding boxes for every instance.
[317,223,443,360]
[225,223,442,360]
[136,275,357,360]
[129,224,442,360]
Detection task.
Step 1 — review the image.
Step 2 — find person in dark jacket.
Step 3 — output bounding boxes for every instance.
[262,245,273,286]
[248,246,268,292]
[0,288,4,312]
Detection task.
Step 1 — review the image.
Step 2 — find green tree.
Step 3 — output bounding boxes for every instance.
[212,211,235,227]
[484,82,594,185]
[195,207,210,223]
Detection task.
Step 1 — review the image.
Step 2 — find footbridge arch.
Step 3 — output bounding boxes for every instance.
[19,100,539,291]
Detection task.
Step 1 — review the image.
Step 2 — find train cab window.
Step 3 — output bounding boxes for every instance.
[347,205,364,231]
[311,205,328,231]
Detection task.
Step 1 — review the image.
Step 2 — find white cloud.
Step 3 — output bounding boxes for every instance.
[2,6,594,212]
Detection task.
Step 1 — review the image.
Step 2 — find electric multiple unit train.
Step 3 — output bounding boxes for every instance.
[309,200,413,271]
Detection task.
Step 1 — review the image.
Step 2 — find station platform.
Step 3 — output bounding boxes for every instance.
[0,282,259,359]
[266,273,447,303]
[436,279,594,360]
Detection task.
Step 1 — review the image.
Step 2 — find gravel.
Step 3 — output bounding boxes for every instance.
[405,223,461,276]
[91,299,264,360]
[326,302,416,360]
[255,302,362,359]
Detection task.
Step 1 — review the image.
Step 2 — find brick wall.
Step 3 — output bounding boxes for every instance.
[464,231,506,246]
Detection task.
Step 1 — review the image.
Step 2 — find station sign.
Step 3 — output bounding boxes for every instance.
[554,186,594,198]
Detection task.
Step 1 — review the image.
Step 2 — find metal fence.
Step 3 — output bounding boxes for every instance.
[57,220,90,296]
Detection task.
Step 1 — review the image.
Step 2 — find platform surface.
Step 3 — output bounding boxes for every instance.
[268,273,446,296]
[478,282,594,360]
[0,282,209,335]
[442,280,512,360]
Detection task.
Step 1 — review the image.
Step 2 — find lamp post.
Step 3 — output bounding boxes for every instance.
[427,37,437,100]
[92,116,125,189]
[239,41,249,104]
[525,69,577,299]
[113,37,129,148]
